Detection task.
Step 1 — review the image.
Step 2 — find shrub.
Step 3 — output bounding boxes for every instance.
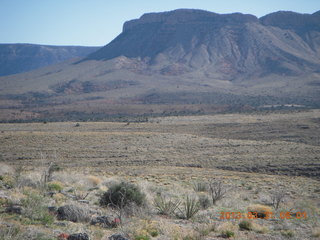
[193,181,207,192]
[21,191,54,225]
[218,222,237,239]
[100,182,146,208]
[134,235,150,240]
[194,224,215,237]
[208,179,227,205]
[281,230,295,238]
[0,224,22,240]
[178,196,200,220]
[221,230,235,238]
[270,190,285,210]
[154,195,180,216]
[239,220,253,231]
[312,227,320,238]
[133,219,159,239]
[86,175,101,187]
[182,234,201,240]
[252,223,268,234]
[0,175,15,189]
[47,181,63,191]
[149,229,159,237]
[198,194,211,209]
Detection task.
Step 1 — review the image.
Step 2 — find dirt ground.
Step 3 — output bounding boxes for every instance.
[0,109,319,239]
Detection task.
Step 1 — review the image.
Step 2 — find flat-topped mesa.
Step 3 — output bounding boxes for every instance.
[85,8,320,77]
[123,9,258,32]
[260,11,320,32]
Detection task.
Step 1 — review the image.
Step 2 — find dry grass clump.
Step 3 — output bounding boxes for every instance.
[217,222,238,238]
[247,204,273,218]
[156,220,185,239]
[132,219,160,239]
[238,220,268,233]
[252,222,268,234]
[238,220,253,231]
[281,229,295,238]
[0,163,14,175]
[192,181,208,192]
[86,175,102,187]
[312,227,320,238]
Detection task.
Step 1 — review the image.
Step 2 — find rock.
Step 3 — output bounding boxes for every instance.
[54,221,69,227]
[57,205,90,223]
[91,216,120,228]
[67,233,89,240]
[58,233,69,240]
[5,205,23,214]
[108,234,129,240]
[91,215,111,226]
[78,200,89,204]
[48,206,57,213]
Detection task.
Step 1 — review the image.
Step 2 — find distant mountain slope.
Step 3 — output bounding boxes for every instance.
[0,9,319,121]
[0,44,100,76]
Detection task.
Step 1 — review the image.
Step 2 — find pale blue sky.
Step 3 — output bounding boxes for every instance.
[0,0,319,46]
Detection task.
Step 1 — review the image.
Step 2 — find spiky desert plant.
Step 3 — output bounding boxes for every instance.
[178,196,200,220]
[154,195,181,216]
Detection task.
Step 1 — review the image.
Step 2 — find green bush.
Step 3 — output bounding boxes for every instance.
[239,220,253,231]
[0,175,15,189]
[21,191,54,225]
[134,235,151,240]
[221,230,235,238]
[100,182,146,208]
[47,182,63,191]
[149,229,159,237]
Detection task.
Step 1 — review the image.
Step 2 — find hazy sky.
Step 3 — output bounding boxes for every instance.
[0,0,319,46]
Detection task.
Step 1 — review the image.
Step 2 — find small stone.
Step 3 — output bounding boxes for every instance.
[67,233,89,240]
[5,205,23,214]
[108,234,128,240]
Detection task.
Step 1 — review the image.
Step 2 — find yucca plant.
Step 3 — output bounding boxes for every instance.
[154,195,181,216]
[193,181,208,192]
[178,195,200,220]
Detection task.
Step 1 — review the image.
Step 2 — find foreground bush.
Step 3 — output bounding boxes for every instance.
[100,182,146,209]
[21,191,54,225]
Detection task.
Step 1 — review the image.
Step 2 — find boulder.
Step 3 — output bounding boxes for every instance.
[67,233,89,240]
[108,234,128,240]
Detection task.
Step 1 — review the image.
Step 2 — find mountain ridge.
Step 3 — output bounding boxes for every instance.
[0,43,100,76]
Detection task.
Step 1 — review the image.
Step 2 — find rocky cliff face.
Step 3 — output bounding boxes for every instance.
[0,44,100,76]
[86,9,320,79]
